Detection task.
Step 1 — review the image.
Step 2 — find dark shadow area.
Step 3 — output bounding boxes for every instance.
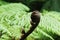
[42,0,60,12]
[2,0,24,3]
[28,1,46,12]
[53,34,60,40]
[3,0,60,12]
[2,0,47,12]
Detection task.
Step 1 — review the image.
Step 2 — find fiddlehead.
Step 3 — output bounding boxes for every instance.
[20,10,40,40]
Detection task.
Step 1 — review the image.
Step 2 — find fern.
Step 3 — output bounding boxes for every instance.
[0,2,60,40]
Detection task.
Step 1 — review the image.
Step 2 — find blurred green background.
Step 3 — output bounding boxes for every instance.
[0,0,60,40]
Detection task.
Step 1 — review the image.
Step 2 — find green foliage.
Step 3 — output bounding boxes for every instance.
[0,1,8,6]
[26,11,60,40]
[0,0,60,40]
[0,3,30,40]
[43,0,60,12]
